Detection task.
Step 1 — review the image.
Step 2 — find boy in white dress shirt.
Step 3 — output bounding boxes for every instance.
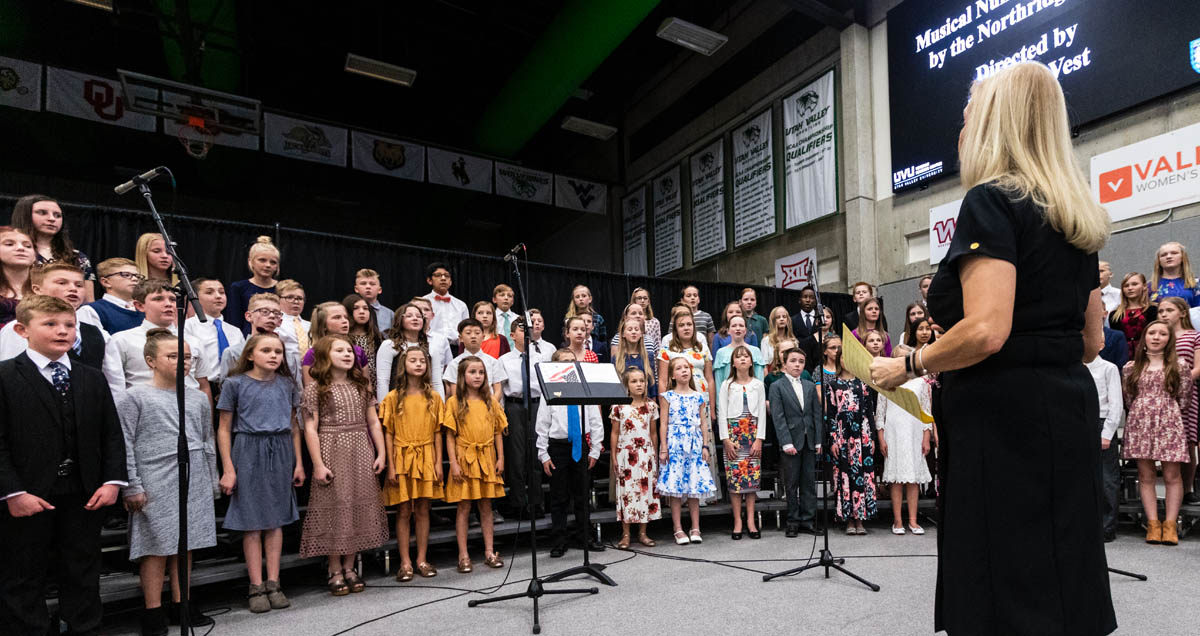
[1086,354,1123,542]
[422,262,468,345]
[184,278,245,389]
[274,279,310,359]
[493,284,519,347]
[0,264,109,369]
[442,319,505,397]
[536,348,605,557]
[497,318,543,517]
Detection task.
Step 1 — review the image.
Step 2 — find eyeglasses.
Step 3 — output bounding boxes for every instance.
[103,272,145,282]
[280,295,305,302]
[251,308,284,318]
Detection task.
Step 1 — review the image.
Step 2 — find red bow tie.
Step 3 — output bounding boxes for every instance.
[435,295,451,303]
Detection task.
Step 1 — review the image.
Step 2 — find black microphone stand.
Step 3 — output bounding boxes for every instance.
[467,245,596,634]
[126,169,207,635]
[762,263,879,591]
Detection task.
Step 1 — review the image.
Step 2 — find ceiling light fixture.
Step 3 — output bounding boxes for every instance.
[656,17,728,56]
[65,0,114,10]
[344,53,417,87]
[561,116,617,141]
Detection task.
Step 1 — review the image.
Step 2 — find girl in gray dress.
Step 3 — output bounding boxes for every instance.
[119,329,218,634]
[217,333,304,614]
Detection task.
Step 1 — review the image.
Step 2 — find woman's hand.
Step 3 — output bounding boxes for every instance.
[870,355,908,390]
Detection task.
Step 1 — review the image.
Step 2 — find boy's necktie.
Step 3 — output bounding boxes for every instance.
[567,405,582,462]
[214,318,230,360]
[49,361,70,397]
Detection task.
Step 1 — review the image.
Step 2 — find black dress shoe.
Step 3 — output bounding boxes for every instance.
[802,524,821,535]
[785,525,799,538]
[731,531,743,540]
[1184,492,1200,505]
[550,544,567,558]
[140,606,168,636]
[1103,530,1117,543]
[748,530,761,540]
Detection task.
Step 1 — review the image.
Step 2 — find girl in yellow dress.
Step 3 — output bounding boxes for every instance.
[381,347,445,582]
[443,356,508,573]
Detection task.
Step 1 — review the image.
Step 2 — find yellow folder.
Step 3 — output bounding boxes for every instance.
[839,325,934,423]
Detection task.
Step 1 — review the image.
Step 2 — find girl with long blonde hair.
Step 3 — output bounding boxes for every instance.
[1149,242,1199,307]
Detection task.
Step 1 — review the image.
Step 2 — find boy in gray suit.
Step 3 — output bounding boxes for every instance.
[768,348,822,536]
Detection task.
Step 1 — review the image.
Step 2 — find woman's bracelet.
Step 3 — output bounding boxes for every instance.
[905,352,915,378]
[916,346,929,376]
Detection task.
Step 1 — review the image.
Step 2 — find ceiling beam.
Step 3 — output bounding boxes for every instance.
[782,0,853,30]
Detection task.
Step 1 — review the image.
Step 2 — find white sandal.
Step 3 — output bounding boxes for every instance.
[891,526,906,535]
[909,524,926,535]
[674,530,690,545]
[689,529,703,544]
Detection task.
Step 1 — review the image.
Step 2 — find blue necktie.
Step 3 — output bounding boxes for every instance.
[49,361,70,397]
[214,318,229,360]
[567,405,582,462]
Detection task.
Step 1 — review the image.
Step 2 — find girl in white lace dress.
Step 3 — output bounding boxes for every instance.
[876,376,933,535]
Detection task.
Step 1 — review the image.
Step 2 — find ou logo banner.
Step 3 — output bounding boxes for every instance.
[928,199,963,265]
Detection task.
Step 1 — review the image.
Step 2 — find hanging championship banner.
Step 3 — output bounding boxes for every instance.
[351,131,425,181]
[495,162,553,204]
[45,67,157,131]
[263,112,347,166]
[929,199,963,265]
[690,140,726,263]
[652,166,684,276]
[732,109,776,246]
[427,147,493,193]
[0,56,42,112]
[555,175,608,213]
[622,187,648,276]
[774,248,818,289]
[783,70,838,228]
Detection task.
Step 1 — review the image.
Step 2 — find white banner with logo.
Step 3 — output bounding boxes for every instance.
[427,147,493,193]
[783,70,838,228]
[690,140,726,263]
[495,162,553,204]
[0,56,42,112]
[652,166,684,276]
[732,109,776,246]
[929,199,962,265]
[45,67,157,131]
[774,248,818,290]
[555,175,607,213]
[161,90,260,151]
[1091,121,1200,222]
[263,112,347,166]
[622,187,648,276]
[351,131,424,181]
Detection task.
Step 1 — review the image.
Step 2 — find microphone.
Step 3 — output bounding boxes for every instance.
[114,167,165,195]
[503,243,525,263]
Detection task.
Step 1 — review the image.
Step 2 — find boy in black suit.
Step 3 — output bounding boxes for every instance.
[768,348,822,537]
[0,295,127,636]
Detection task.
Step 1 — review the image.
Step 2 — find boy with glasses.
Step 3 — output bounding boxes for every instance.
[77,258,145,335]
[274,279,310,360]
[222,293,298,383]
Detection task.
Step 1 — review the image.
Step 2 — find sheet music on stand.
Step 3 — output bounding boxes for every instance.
[535,362,630,407]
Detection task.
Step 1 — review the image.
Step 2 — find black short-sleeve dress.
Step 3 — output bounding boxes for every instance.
[927,183,1115,636]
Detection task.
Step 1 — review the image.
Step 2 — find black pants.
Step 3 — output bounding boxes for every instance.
[1098,418,1120,534]
[0,487,103,636]
[502,397,542,513]
[780,441,819,525]
[547,439,589,546]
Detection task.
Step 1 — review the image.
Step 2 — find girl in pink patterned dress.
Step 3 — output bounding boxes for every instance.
[1123,320,1194,545]
[1158,297,1200,504]
[609,367,661,548]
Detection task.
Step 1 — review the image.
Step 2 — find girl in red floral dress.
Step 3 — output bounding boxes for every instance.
[609,367,661,548]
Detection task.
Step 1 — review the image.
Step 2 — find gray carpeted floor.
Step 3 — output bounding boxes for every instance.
[100,520,1198,635]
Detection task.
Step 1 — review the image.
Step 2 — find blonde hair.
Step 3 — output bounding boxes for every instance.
[308,301,346,346]
[665,357,698,391]
[96,257,137,278]
[563,284,592,321]
[631,287,655,321]
[247,292,281,311]
[15,294,73,324]
[275,279,303,296]
[959,62,1109,253]
[1110,272,1149,322]
[764,306,794,352]
[248,235,280,263]
[613,317,653,384]
[1151,242,1196,292]
[134,233,178,283]
[355,268,379,281]
[452,355,499,426]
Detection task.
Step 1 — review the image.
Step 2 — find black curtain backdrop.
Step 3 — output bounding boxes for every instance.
[2,195,855,337]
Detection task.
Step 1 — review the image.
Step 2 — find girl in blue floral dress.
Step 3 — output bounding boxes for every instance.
[657,357,716,545]
[814,334,877,534]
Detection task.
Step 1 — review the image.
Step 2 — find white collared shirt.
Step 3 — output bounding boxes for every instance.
[184,314,245,382]
[102,320,212,399]
[75,293,136,331]
[781,373,810,453]
[0,308,109,361]
[1086,357,1123,441]
[423,291,469,345]
[534,397,604,464]
[498,348,542,399]
[275,313,311,358]
[527,338,556,364]
[2,349,127,500]
[1100,285,1121,314]
[375,335,453,400]
[442,349,507,389]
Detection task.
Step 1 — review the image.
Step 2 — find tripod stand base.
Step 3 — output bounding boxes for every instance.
[468,578,598,634]
[761,548,881,592]
[541,563,616,587]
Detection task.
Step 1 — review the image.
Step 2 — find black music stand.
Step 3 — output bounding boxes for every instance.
[536,362,629,587]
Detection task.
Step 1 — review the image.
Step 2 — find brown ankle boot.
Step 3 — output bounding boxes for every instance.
[1161,520,1179,545]
[1145,519,1163,544]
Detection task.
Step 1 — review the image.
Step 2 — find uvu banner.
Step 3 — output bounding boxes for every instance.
[783,70,838,228]
[263,112,347,166]
[622,187,648,276]
[495,162,553,204]
[351,131,425,181]
[690,140,726,263]
[732,109,776,247]
[652,166,684,276]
